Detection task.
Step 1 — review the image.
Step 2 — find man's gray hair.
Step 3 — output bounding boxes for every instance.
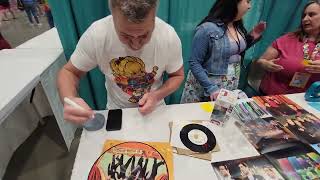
[109,0,158,23]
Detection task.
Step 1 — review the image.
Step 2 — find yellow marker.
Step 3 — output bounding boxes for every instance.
[200,102,214,113]
[302,59,310,66]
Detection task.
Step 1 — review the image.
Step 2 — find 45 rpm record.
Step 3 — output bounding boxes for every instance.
[179,124,216,153]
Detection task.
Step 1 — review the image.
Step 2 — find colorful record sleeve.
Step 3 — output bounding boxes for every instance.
[88,140,174,180]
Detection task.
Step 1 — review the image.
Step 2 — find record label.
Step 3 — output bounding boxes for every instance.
[180,124,216,153]
[188,129,208,145]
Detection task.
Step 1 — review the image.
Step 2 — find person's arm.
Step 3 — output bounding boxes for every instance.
[246,21,267,48]
[305,60,320,74]
[189,26,219,97]
[57,62,94,123]
[138,67,184,115]
[57,23,98,123]
[57,61,84,99]
[152,67,184,99]
[255,46,284,72]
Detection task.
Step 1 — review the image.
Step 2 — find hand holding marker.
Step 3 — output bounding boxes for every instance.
[63,97,105,131]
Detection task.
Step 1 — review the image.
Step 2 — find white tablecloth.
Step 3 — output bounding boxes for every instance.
[0,49,77,146]
[0,28,77,178]
[0,49,60,121]
[70,93,320,180]
[16,28,63,49]
[1,29,76,149]
[15,28,77,149]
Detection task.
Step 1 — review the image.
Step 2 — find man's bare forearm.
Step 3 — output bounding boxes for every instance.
[57,67,80,101]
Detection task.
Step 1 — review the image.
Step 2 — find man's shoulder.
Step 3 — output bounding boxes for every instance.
[90,15,113,30]
[154,17,180,44]
[156,17,178,36]
[155,17,174,30]
[84,15,113,40]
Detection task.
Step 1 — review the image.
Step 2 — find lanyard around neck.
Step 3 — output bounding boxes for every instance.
[227,27,241,54]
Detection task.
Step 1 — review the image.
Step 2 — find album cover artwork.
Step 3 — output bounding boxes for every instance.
[212,156,284,180]
[233,99,273,123]
[235,118,300,154]
[275,152,320,180]
[311,144,320,154]
[277,113,320,145]
[88,140,174,180]
[252,95,308,117]
[210,89,238,126]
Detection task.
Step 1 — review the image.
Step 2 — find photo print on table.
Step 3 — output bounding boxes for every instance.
[276,152,320,180]
[253,95,308,117]
[277,113,320,145]
[235,118,300,154]
[212,156,284,180]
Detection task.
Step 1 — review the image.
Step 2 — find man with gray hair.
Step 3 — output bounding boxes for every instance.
[57,0,184,124]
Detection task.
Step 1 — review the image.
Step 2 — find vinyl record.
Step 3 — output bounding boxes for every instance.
[179,124,216,153]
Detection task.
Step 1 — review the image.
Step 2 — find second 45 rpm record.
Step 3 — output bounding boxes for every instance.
[180,124,216,153]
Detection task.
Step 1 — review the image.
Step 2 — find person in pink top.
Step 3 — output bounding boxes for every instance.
[257,1,320,95]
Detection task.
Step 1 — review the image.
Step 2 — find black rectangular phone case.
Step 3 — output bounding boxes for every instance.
[106,109,122,131]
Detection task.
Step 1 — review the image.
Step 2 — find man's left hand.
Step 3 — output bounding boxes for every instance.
[251,21,267,40]
[138,92,160,115]
[305,60,320,73]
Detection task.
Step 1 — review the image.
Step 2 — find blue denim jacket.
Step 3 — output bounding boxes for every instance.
[189,22,249,96]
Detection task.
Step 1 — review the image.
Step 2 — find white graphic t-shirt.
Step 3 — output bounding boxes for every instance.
[71,15,183,109]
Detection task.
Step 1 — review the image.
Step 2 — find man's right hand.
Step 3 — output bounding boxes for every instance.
[63,97,94,124]
[258,58,284,72]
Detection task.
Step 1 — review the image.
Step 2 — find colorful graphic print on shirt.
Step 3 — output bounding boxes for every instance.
[110,56,159,103]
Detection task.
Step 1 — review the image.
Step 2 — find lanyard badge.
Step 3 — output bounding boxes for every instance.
[291,41,320,88]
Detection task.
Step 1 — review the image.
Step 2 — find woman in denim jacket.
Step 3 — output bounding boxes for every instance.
[181,0,266,103]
